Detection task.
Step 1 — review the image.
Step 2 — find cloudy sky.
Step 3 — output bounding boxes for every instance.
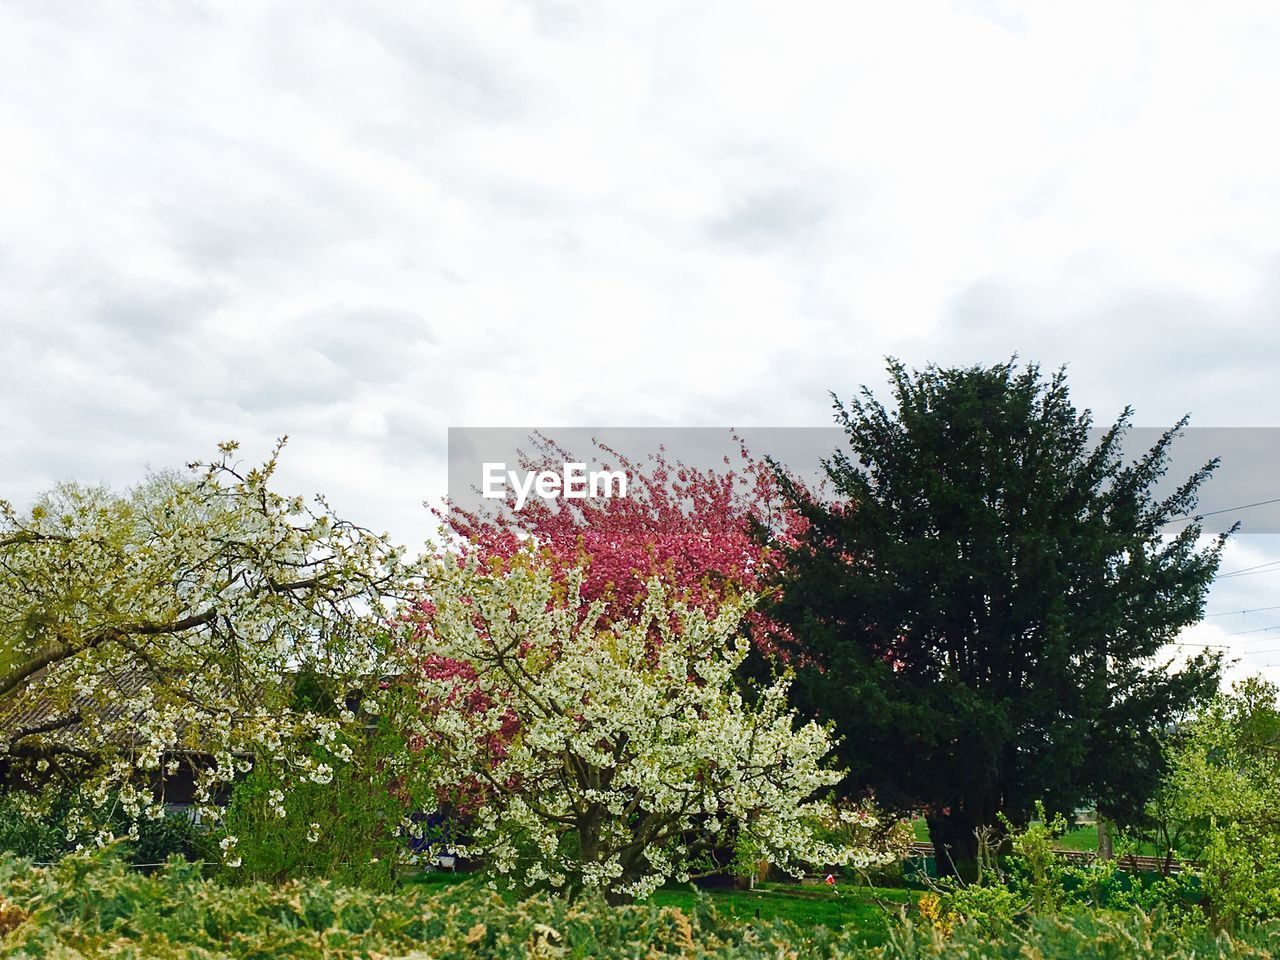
[3,1,1280,678]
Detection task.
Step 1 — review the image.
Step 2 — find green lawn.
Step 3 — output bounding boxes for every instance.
[647,882,917,945]
[404,870,917,944]
[1056,823,1101,852]
[403,867,475,889]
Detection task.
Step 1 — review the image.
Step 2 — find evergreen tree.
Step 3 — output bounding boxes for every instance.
[769,359,1228,877]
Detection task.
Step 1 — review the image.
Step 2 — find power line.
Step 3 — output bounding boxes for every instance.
[1204,604,1280,618]
[1221,623,1280,638]
[1215,567,1280,582]
[1176,641,1280,657]
[1217,560,1280,578]
[1178,624,1280,643]
[1194,496,1280,519]
[1164,495,1280,526]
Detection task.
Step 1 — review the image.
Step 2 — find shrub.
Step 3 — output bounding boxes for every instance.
[1163,676,1280,930]
[930,805,1204,933]
[892,908,1279,960]
[218,724,418,891]
[1,851,1278,959]
[0,793,63,862]
[0,789,210,864]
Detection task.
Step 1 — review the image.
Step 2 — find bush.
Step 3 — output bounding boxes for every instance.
[218,725,418,891]
[893,908,1279,960]
[1,850,1278,959]
[1163,677,1280,930]
[0,789,210,864]
[0,793,63,862]
[927,805,1204,935]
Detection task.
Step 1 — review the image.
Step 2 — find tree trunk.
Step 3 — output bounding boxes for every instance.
[1096,814,1114,860]
[926,811,983,882]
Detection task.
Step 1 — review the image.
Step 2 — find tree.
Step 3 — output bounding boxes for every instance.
[767,360,1227,877]
[0,440,415,848]
[441,433,805,655]
[396,551,887,902]
[1164,676,1280,930]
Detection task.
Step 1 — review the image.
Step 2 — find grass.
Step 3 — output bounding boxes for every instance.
[404,869,917,943]
[403,867,474,888]
[1056,823,1101,852]
[649,881,917,944]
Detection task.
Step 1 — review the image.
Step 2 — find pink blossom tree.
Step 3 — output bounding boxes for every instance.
[437,433,807,655]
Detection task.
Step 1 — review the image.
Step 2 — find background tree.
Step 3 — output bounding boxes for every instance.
[0,440,415,844]
[768,360,1227,877]
[1164,676,1280,931]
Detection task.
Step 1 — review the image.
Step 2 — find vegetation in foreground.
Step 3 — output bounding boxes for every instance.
[2,852,1280,960]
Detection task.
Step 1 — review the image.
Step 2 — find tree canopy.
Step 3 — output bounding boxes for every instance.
[767,360,1228,876]
[0,440,415,829]
[441,433,805,655]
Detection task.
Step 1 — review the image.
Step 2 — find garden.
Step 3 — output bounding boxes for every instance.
[1,361,1279,958]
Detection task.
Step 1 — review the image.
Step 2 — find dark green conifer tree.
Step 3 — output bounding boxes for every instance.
[770,360,1228,877]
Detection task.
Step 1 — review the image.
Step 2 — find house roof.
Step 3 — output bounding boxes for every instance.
[0,665,154,754]
[0,665,366,760]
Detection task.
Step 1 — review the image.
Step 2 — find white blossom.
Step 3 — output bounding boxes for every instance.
[0,441,418,842]
[397,552,896,900]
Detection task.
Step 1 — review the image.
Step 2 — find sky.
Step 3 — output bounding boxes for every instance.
[2,0,1280,679]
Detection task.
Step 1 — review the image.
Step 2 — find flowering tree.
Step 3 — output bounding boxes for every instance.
[442,434,806,655]
[0,440,415,848]
[398,552,890,902]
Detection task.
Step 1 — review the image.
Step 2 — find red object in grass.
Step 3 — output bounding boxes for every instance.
[824,874,836,886]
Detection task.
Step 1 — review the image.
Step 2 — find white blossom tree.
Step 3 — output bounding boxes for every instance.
[0,440,416,843]
[398,552,894,902]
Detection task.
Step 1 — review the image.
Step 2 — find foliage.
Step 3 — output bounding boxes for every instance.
[0,440,417,850]
[768,359,1227,875]
[1,851,1278,959]
[0,789,211,864]
[218,720,418,891]
[441,433,806,654]
[922,885,1020,936]
[1121,771,1205,869]
[927,805,1204,935]
[1164,676,1280,930]
[0,793,64,863]
[889,908,1280,960]
[806,800,916,881]
[395,550,881,902]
